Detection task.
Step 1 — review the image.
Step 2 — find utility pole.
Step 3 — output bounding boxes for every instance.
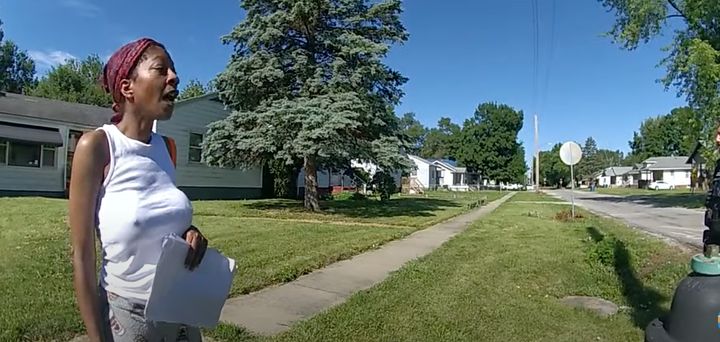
[534,114,540,192]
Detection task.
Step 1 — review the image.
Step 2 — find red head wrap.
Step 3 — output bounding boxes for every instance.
[100,37,166,124]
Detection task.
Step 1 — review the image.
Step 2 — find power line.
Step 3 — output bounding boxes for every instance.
[540,0,556,111]
[531,0,540,113]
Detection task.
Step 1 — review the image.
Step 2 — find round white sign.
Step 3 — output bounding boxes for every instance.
[560,141,582,166]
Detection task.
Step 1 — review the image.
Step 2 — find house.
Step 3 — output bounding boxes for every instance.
[428,158,478,191]
[595,166,633,188]
[0,91,263,199]
[629,156,692,188]
[627,163,651,187]
[295,160,402,197]
[153,93,264,199]
[408,154,439,190]
[0,91,112,197]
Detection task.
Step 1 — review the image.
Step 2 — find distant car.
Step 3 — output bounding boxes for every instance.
[649,181,674,190]
[501,183,522,190]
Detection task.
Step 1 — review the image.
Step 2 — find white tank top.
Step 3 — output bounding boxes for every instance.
[95,124,193,301]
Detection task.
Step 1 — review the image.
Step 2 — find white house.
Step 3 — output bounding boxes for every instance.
[295,160,402,197]
[429,159,476,191]
[408,154,438,190]
[638,156,692,188]
[0,91,264,199]
[595,166,633,187]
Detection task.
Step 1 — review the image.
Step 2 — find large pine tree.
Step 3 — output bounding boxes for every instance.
[203,0,411,210]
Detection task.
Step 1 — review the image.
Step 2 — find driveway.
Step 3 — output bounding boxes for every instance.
[547,189,705,249]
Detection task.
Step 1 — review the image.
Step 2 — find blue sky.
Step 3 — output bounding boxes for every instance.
[0,0,687,166]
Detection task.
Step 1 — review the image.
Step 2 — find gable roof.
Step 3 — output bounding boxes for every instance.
[427,158,471,173]
[430,159,457,172]
[607,166,633,176]
[0,91,112,127]
[642,156,691,170]
[174,92,222,108]
[408,154,433,166]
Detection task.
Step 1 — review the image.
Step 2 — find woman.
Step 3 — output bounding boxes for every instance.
[68,38,208,342]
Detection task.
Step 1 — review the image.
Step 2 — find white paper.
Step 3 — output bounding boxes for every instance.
[145,234,236,327]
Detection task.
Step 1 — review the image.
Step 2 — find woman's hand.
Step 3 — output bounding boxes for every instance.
[182,226,208,271]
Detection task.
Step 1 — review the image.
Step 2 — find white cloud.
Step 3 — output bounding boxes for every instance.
[29,50,77,69]
[60,0,102,17]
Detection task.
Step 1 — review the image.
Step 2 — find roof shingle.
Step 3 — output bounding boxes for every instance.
[0,92,113,127]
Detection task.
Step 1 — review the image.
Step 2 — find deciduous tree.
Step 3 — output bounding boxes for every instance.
[456,102,525,184]
[398,112,427,156]
[177,78,213,101]
[0,19,36,93]
[26,54,110,106]
[420,117,460,160]
[600,0,720,167]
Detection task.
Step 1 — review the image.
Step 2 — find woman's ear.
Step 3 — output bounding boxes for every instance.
[120,79,134,101]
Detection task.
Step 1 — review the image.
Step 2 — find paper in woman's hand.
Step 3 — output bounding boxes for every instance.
[145,234,236,327]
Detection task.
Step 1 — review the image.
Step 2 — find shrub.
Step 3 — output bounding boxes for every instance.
[554,209,584,221]
[371,171,397,202]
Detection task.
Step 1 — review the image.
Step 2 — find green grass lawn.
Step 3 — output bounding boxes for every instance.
[207,194,691,342]
[0,191,497,342]
[197,216,416,296]
[594,187,705,209]
[194,191,503,228]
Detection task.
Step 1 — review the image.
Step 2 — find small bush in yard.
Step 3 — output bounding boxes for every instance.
[350,192,368,201]
[371,171,397,202]
[554,209,584,221]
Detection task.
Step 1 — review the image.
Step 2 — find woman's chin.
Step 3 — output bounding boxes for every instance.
[157,103,175,120]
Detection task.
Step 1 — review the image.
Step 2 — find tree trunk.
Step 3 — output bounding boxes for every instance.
[304,155,321,212]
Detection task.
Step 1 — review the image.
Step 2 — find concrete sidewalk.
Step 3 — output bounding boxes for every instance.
[219,192,515,335]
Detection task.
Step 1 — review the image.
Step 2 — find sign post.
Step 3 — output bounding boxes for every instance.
[559,141,583,218]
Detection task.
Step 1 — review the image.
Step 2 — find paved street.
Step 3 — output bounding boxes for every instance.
[548,189,705,249]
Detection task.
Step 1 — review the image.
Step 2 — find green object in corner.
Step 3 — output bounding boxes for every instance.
[690,254,720,275]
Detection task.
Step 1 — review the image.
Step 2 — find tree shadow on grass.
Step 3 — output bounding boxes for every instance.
[583,193,704,210]
[245,197,461,219]
[586,227,668,329]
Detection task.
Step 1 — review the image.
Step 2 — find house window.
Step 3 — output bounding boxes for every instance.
[42,146,56,167]
[0,140,56,168]
[8,142,40,167]
[411,169,417,177]
[188,133,203,163]
[671,171,675,176]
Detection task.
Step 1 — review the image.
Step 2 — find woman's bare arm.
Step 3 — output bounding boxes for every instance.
[68,130,108,341]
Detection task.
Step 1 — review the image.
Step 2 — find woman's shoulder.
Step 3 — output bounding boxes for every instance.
[74,129,110,166]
